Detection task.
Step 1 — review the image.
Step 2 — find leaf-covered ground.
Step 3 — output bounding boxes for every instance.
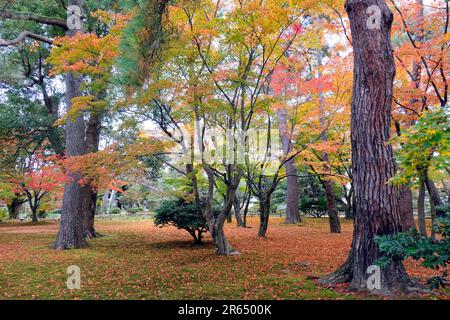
[0,217,448,300]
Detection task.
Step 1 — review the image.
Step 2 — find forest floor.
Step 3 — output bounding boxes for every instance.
[0,217,448,300]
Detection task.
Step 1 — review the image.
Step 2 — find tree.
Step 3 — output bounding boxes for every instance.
[53,0,88,249]
[154,198,218,244]
[320,0,411,293]
[390,0,449,229]
[8,156,65,222]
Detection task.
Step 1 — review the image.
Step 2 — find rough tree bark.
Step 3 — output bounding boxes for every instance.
[277,108,301,224]
[54,0,87,249]
[82,112,103,238]
[320,0,411,293]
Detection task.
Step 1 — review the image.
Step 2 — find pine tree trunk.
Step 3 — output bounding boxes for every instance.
[320,0,410,293]
[277,108,301,224]
[54,72,87,249]
[54,1,88,249]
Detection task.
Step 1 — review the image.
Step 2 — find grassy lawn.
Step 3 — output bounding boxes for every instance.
[0,217,448,300]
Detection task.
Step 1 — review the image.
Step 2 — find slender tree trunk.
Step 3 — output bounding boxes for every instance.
[277,108,301,224]
[398,184,415,231]
[83,112,102,238]
[425,177,444,217]
[243,190,250,227]
[30,206,38,223]
[318,51,341,233]
[424,175,438,240]
[258,196,271,237]
[187,162,239,255]
[394,0,422,232]
[226,210,232,223]
[54,0,88,249]
[321,0,410,293]
[324,179,341,233]
[233,194,245,227]
[417,179,427,237]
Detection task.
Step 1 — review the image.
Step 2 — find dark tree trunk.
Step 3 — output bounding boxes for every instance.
[398,184,415,231]
[425,177,444,217]
[7,198,23,219]
[82,186,99,239]
[417,179,427,237]
[324,179,341,233]
[424,175,437,240]
[243,190,250,227]
[227,210,232,223]
[54,0,88,249]
[318,51,341,233]
[83,111,102,238]
[209,179,239,255]
[258,196,271,237]
[30,207,38,223]
[321,0,411,293]
[233,194,245,227]
[41,79,64,155]
[188,163,239,255]
[277,108,301,224]
[54,71,87,249]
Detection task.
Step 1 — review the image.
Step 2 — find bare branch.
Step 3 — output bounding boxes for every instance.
[0,31,54,46]
[0,11,68,30]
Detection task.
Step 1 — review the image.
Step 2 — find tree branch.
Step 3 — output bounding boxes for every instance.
[0,31,54,46]
[0,11,68,30]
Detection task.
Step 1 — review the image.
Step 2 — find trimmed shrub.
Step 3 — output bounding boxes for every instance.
[154,198,218,244]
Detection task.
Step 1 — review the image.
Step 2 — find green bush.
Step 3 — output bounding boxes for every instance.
[0,207,8,222]
[50,209,62,216]
[375,213,450,289]
[154,198,218,244]
[110,208,121,215]
[437,203,450,217]
[128,207,142,214]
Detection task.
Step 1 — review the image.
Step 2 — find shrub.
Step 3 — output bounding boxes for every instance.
[128,207,142,214]
[154,198,218,244]
[50,209,62,215]
[110,208,121,215]
[375,213,450,289]
[0,207,8,222]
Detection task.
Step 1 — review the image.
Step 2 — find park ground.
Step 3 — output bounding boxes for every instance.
[0,217,449,300]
